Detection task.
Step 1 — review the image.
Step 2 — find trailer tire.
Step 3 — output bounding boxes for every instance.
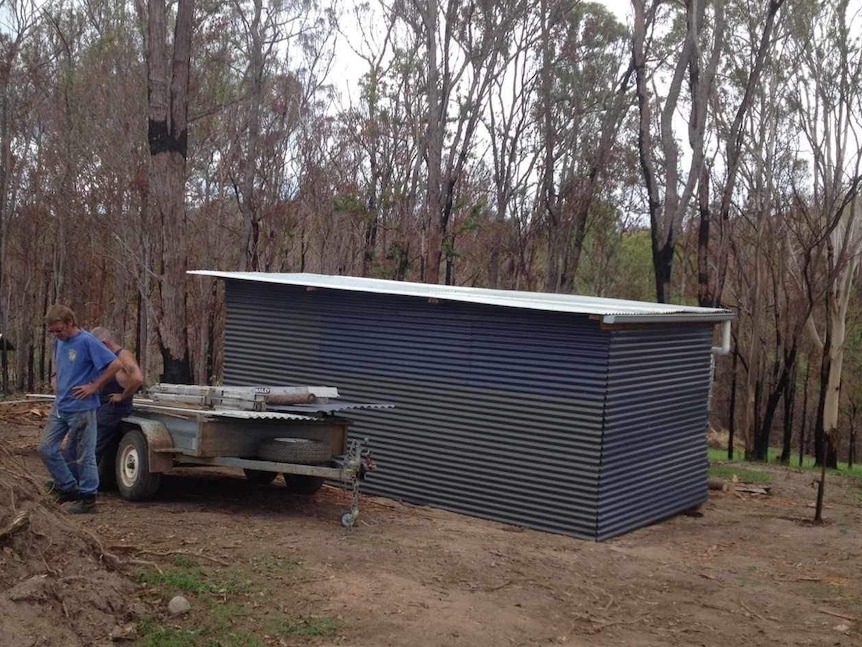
[257,438,332,464]
[116,430,161,501]
[243,469,278,485]
[282,475,325,495]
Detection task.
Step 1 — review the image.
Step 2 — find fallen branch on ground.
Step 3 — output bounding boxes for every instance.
[818,608,857,622]
[739,600,778,623]
[0,510,29,540]
[107,545,230,567]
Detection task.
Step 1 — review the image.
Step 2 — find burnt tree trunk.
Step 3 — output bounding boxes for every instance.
[728,346,739,460]
[27,343,34,393]
[697,165,711,307]
[145,0,194,384]
[799,358,811,466]
[780,361,796,464]
[752,377,768,461]
[754,349,797,461]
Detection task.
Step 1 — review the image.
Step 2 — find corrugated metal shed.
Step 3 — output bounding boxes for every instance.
[191,271,733,540]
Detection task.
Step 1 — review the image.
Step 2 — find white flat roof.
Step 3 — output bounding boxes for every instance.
[189,271,735,324]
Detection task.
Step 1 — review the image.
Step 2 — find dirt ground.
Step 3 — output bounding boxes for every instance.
[1,403,861,647]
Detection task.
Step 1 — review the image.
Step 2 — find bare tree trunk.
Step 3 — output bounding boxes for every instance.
[632,0,724,303]
[741,254,765,458]
[561,66,634,293]
[1,343,7,394]
[27,342,34,393]
[145,0,194,384]
[39,276,49,382]
[780,361,796,464]
[423,1,442,284]
[206,279,218,384]
[539,0,560,293]
[819,199,861,466]
[697,165,711,306]
[0,48,15,323]
[814,455,827,524]
[799,356,812,466]
[705,0,786,307]
[362,164,379,277]
[237,0,263,272]
[728,346,738,460]
[750,377,764,461]
[0,22,30,354]
[813,327,838,468]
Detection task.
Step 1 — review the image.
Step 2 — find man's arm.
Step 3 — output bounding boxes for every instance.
[109,349,145,403]
[71,358,122,399]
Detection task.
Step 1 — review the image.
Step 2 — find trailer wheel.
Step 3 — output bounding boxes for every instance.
[257,438,332,464]
[243,469,278,485]
[282,474,325,495]
[116,429,161,501]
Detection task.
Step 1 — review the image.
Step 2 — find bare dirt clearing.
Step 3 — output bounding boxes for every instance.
[2,406,861,646]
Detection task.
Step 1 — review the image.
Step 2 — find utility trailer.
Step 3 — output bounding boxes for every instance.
[74,384,384,527]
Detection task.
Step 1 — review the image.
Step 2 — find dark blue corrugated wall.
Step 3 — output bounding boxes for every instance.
[597,326,713,540]
[222,280,713,540]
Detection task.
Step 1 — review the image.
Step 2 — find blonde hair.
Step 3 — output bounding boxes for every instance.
[45,304,77,326]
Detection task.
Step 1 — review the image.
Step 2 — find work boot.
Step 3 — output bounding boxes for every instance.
[66,496,96,514]
[46,482,79,504]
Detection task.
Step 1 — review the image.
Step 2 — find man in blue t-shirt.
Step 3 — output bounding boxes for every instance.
[39,304,122,514]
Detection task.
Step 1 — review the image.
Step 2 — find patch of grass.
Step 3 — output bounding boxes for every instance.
[707,447,862,480]
[139,565,210,595]
[213,571,253,595]
[708,464,771,484]
[271,615,339,638]
[137,619,202,647]
[204,630,267,647]
[138,563,252,600]
[209,602,248,629]
[137,558,336,646]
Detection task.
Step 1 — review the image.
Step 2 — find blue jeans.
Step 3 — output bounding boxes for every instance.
[38,406,99,496]
[64,399,132,481]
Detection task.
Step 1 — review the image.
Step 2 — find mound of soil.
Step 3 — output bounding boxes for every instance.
[0,427,146,646]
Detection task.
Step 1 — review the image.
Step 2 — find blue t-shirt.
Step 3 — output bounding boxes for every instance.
[54,330,118,413]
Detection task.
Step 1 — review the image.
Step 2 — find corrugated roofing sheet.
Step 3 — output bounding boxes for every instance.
[267,402,395,414]
[189,271,734,323]
[132,401,319,421]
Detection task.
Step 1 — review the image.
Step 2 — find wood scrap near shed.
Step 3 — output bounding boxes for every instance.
[734,485,770,495]
[709,477,771,495]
